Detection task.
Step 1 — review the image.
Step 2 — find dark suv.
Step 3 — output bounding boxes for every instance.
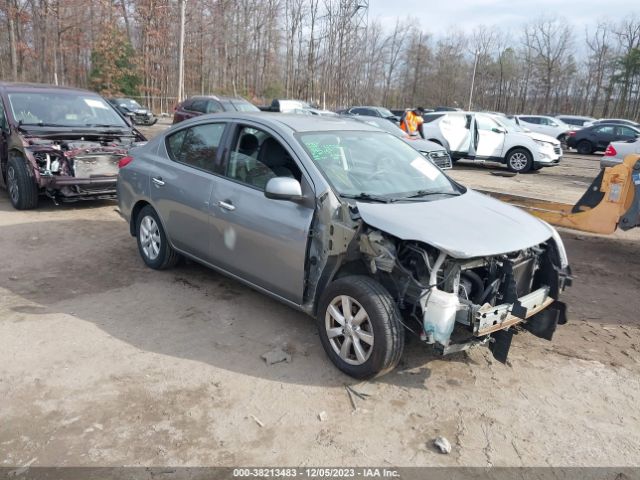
[107,97,157,126]
[173,95,259,124]
[0,82,146,209]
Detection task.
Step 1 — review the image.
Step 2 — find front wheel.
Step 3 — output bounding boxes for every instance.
[506,148,533,173]
[7,155,38,210]
[135,205,180,269]
[317,276,404,379]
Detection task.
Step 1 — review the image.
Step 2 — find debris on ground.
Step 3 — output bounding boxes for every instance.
[490,171,518,177]
[434,436,452,454]
[345,386,358,411]
[261,348,291,365]
[250,415,264,428]
[318,411,328,422]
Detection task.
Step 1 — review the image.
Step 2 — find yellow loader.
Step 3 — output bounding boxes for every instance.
[482,154,640,235]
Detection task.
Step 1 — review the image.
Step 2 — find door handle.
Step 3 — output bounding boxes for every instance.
[218,200,235,211]
[152,177,165,186]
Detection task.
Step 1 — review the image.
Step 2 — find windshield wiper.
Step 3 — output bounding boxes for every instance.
[18,121,71,127]
[402,189,461,199]
[84,124,128,128]
[341,193,394,203]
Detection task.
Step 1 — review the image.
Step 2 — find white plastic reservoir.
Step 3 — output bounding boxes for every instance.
[421,288,460,345]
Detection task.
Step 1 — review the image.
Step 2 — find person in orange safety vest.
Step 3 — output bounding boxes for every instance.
[400,107,425,138]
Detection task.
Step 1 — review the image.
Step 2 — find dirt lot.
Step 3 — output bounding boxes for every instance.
[1,124,639,468]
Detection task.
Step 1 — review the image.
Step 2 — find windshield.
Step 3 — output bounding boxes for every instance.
[298,131,459,200]
[230,100,259,112]
[119,99,142,109]
[8,92,128,127]
[354,117,404,137]
[377,107,394,117]
[493,115,526,133]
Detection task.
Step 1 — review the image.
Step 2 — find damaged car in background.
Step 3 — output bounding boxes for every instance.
[118,113,571,379]
[0,83,146,210]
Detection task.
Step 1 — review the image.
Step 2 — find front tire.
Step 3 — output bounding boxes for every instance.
[317,276,404,379]
[7,155,38,210]
[506,148,533,173]
[135,205,180,270]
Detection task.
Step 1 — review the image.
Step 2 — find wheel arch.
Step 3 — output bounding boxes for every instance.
[504,145,534,165]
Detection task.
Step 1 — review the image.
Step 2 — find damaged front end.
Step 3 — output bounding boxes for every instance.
[357,227,571,363]
[24,139,132,202]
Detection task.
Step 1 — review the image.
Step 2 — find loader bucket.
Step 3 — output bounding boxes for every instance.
[480,154,640,235]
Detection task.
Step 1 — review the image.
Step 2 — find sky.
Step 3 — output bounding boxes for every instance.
[369,0,639,36]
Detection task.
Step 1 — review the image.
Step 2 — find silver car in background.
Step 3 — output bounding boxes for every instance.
[117,113,571,378]
[601,137,640,169]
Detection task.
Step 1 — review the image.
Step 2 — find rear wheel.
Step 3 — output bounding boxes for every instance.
[135,205,180,270]
[317,276,404,379]
[576,140,593,155]
[7,155,38,210]
[506,148,533,173]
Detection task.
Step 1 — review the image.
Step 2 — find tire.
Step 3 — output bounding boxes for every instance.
[317,275,404,379]
[7,154,38,210]
[506,148,533,173]
[576,140,593,155]
[557,134,567,149]
[135,205,180,270]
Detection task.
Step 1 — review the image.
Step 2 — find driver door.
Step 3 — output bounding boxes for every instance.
[440,113,474,157]
[474,114,505,159]
[207,123,315,304]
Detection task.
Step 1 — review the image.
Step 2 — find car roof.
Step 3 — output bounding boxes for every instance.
[0,82,100,95]
[186,95,250,102]
[179,112,380,133]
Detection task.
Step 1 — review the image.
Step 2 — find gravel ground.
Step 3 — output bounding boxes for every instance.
[1,124,639,468]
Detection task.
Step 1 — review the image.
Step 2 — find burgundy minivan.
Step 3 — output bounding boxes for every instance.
[173,95,259,124]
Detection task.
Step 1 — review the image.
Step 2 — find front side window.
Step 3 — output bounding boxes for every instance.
[476,114,500,131]
[298,131,459,199]
[226,126,301,190]
[596,126,615,135]
[7,92,127,127]
[166,123,225,172]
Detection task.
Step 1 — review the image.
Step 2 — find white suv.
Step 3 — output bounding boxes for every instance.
[512,115,572,144]
[422,111,562,173]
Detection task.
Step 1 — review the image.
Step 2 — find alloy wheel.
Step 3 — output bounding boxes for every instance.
[509,152,528,171]
[139,215,161,260]
[325,295,374,366]
[7,166,19,204]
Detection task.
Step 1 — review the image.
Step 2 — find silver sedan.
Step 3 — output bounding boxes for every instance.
[117,113,571,378]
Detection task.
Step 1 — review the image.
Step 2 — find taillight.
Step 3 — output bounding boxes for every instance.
[118,156,133,168]
[604,145,617,157]
[568,131,577,137]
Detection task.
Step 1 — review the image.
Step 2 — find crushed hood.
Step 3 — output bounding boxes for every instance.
[356,189,554,258]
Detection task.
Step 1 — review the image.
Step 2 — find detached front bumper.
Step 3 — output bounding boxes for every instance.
[39,175,118,201]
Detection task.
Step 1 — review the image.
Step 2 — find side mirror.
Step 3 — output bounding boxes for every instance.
[491,127,506,134]
[265,177,303,201]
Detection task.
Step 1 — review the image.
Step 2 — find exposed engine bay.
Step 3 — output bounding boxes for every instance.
[356,228,571,362]
[24,136,135,201]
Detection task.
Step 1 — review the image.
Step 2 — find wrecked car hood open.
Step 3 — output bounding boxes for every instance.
[356,189,554,258]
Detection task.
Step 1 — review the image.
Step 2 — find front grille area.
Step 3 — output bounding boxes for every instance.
[554,146,562,155]
[427,150,453,170]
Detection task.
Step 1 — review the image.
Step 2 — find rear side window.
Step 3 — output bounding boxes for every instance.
[617,126,637,137]
[190,99,208,113]
[520,116,540,124]
[422,113,444,123]
[166,123,226,172]
[181,99,194,110]
[206,100,223,113]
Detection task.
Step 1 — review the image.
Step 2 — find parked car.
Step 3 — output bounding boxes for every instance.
[512,115,572,144]
[340,106,400,123]
[555,115,596,129]
[601,137,640,169]
[342,114,452,169]
[107,97,157,126]
[260,99,312,113]
[491,115,563,164]
[173,95,259,124]
[566,123,640,154]
[421,111,562,172]
[117,113,570,378]
[0,82,146,209]
[585,118,640,128]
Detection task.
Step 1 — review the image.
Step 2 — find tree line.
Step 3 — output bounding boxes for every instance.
[1,0,639,120]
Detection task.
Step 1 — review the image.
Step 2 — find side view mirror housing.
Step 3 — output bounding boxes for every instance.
[265,177,303,201]
[491,127,506,134]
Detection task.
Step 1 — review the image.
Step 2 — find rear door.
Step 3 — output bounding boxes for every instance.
[439,113,474,157]
[149,121,228,261]
[207,123,315,304]
[615,126,638,142]
[593,125,616,150]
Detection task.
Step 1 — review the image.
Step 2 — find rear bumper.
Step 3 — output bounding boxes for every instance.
[600,157,622,169]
